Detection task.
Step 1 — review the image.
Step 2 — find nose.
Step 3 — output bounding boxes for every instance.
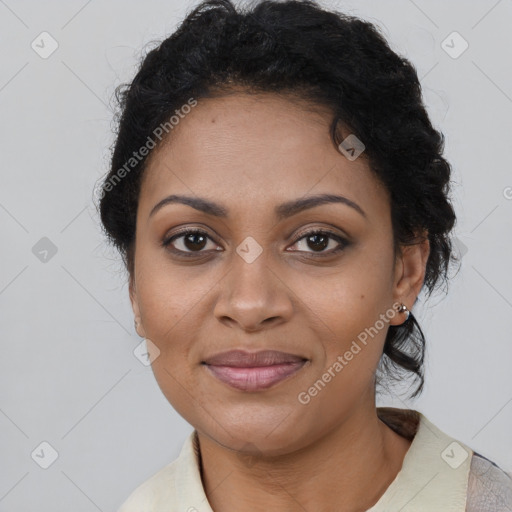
[213,249,294,333]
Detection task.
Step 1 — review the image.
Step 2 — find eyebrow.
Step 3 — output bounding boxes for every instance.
[148,193,367,220]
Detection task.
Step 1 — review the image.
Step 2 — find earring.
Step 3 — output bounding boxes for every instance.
[397,303,410,321]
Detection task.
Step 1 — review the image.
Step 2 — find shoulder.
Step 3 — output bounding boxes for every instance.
[466,452,512,511]
[376,407,512,510]
[116,458,180,512]
[115,430,203,512]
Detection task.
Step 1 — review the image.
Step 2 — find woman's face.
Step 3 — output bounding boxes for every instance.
[130,92,428,455]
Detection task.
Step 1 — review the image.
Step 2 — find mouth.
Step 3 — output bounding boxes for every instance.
[201,349,309,392]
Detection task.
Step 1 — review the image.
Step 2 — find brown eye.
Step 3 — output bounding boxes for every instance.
[290,229,349,256]
[304,233,330,252]
[162,229,220,255]
[183,232,208,251]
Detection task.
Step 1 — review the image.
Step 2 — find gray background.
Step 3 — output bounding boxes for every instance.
[1,0,511,510]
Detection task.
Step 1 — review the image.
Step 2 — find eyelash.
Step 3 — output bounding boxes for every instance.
[161,228,349,258]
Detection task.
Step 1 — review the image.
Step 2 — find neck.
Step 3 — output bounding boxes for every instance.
[197,402,412,512]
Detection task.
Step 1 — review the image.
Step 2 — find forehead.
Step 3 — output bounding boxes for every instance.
[139,92,389,220]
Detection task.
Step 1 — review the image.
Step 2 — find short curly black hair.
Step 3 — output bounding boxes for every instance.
[97,0,458,398]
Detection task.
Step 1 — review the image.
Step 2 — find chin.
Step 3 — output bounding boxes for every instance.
[198,411,308,456]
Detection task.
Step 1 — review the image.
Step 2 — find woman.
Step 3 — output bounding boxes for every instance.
[97,0,512,510]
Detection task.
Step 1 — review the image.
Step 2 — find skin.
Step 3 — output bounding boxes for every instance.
[130,91,430,512]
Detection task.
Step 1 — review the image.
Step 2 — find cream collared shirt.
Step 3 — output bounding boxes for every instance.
[117,408,512,511]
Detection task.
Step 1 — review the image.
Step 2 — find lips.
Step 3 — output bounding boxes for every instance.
[202,349,307,367]
[202,350,308,391]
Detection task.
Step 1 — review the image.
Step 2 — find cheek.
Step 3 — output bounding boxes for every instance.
[295,246,394,378]
[304,249,393,328]
[134,257,193,359]
[135,264,203,419]
[298,288,390,418]
[135,242,205,328]
[133,253,220,389]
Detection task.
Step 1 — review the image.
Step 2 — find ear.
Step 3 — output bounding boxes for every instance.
[129,274,146,338]
[389,232,430,326]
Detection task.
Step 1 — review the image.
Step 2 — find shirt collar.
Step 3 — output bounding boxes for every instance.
[173,408,472,511]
